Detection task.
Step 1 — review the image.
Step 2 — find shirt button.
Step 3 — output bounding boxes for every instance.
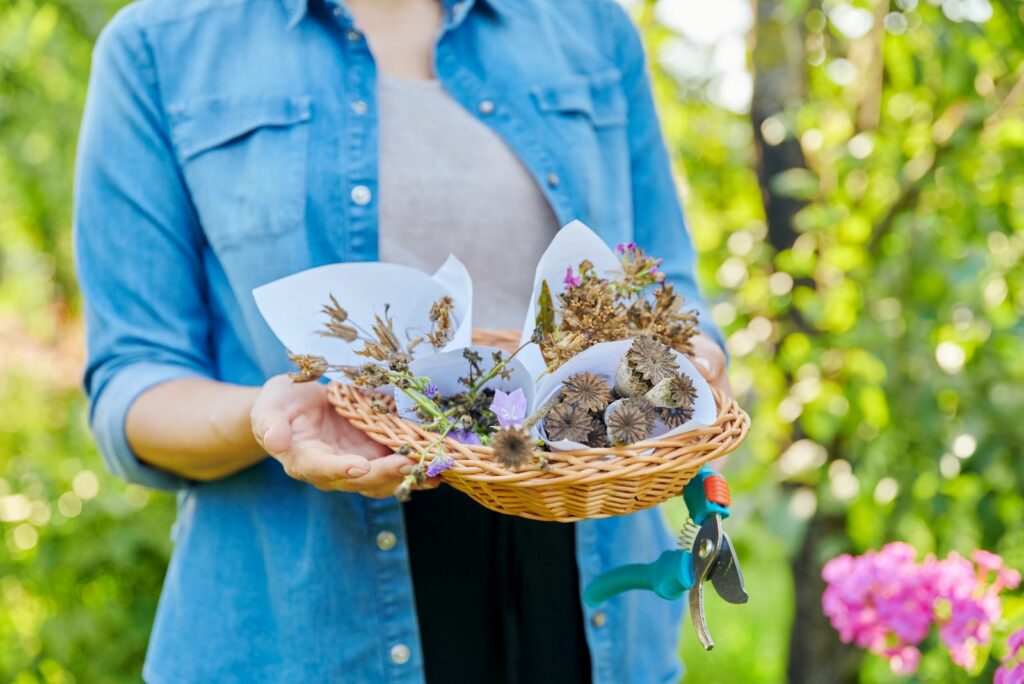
[347,29,361,42]
[546,172,560,188]
[591,611,607,628]
[478,99,495,115]
[350,185,372,206]
[351,100,368,115]
[332,6,343,17]
[390,643,410,665]
[376,530,397,551]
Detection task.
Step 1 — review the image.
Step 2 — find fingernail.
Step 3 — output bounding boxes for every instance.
[399,465,414,475]
[695,357,713,373]
[261,428,271,446]
[347,466,369,478]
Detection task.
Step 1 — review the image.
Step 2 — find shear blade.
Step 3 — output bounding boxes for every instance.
[688,582,714,651]
[709,534,749,605]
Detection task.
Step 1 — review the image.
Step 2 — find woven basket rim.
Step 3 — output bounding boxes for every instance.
[327,381,749,486]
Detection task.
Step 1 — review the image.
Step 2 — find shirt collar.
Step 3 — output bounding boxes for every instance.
[283,0,503,31]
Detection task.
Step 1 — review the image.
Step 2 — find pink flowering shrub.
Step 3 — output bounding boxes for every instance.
[995,628,1024,684]
[822,542,1021,676]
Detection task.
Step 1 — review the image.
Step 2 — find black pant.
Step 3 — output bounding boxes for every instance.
[403,485,592,684]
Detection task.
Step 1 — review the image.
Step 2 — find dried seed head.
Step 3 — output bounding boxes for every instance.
[587,417,611,448]
[288,353,329,382]
[341,362,390,388]
[543,401,593,443]
[319,294,358,342]
[427,295,456,348]
[491,426,534,470]
[605,397,656,445]
[627,336,679,384]
[394,478,413,503]
[562,372,613,413]
[645,373,698,410]
[658,405,695,429]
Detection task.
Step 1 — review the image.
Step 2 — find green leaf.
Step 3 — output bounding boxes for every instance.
[536,279,554,337]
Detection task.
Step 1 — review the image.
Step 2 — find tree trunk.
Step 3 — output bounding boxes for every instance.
[749,0,862,681]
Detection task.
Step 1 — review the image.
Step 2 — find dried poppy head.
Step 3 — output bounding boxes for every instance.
[543,400,593,443]
[627,336,679,383]
[562,372,613,413]
[658,405,695,429]
[491,426,535,470]
[605,397,656,445]
[615,336,679,397]
[645,372,698,410]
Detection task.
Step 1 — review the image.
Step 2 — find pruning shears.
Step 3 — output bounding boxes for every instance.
[583,466,748,650]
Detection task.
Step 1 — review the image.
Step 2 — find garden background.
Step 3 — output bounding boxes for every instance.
[1,0,1022,681]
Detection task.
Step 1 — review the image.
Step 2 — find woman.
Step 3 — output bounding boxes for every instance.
[75,0,729,681]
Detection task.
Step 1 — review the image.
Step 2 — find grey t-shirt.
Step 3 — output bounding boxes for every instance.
[377,74,559,330]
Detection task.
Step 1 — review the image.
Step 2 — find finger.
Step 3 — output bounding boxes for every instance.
[343,454,418,490]
[691,337,726,382]
[288,442,374,483]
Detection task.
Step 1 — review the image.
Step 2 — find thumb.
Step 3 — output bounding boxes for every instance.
[253,408,292,456]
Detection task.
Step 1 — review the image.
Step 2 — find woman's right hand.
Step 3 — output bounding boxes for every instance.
[251,375,437,498]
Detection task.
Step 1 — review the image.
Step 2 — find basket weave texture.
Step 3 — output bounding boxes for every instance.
[326,329,750,522]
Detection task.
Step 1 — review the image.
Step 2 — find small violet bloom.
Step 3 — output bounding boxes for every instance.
[490,388,527,427]
[449,430,482,446]
[425,452,455,477]
[615,241,637,254]
[563,266,581,289]
[424,383,439,399]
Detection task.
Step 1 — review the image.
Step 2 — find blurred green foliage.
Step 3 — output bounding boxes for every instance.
[0,0,1021,682]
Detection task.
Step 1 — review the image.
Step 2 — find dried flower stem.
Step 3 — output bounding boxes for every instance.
[468,339,531,394]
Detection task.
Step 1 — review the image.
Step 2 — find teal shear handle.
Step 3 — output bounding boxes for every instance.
[583,549,694,606]
[583,466,731,607]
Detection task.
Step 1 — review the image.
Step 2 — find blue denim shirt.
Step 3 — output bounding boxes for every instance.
[75,0,722,681]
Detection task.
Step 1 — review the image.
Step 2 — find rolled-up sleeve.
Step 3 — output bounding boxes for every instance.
[606,2,725,351]
[74,8,213,490]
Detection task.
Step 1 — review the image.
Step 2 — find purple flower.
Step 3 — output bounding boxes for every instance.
[563,266,581,289]
[424,383,438,399]
[450,430,482,446]
[1008,627,1024,658]
[615,241,637,254]
[490,388,527,427]
[426,452,455,477]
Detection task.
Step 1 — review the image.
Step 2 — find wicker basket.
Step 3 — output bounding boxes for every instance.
[326,330,750,522]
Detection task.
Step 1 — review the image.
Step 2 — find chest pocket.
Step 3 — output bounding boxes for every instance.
[529,69,631,232]
[169,95,312,252]
[530,68,627,130]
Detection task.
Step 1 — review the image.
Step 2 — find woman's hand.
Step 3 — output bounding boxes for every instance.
[690,334,733,400]
[251,375,438,498]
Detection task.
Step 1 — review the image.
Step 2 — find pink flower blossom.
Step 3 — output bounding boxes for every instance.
[1009,628,1024,657]
[563,266,581,289]
[996,662,1024,684]
[822,543,1020,676]
[996,628,1024,684]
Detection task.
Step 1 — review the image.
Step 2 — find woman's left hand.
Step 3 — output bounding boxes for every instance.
[690,333,732,399]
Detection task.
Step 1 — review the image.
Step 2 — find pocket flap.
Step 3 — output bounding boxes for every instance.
[531,69,626,128]
[169,95,312,161]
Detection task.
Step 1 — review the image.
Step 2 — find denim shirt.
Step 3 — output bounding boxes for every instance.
[74,0,722,681]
